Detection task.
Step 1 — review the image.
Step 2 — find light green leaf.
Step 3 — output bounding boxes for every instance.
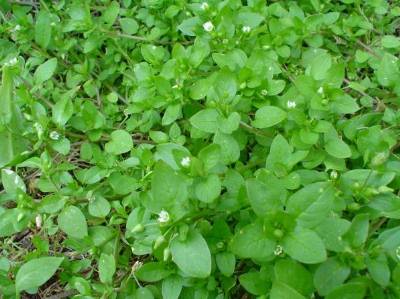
[314,258,351,296]
[119,17,139,35]
[52,97,74,126]
[325,137,351,158]
[16,257,63,292]
[105,130,133,155]
[99,253,115,284]
[274,259,314,297]
[252,106,287,128]
[230,222,276,261]
[35,11,52,49]
[162,275,183,299]
[270,281,306,299]
[189,109,219,133]
[195,174,221,203]
[34,58,57,84]
[283,229,327,264]
[1,169,26,193]
[88,195,111,218]
[310,52,332,80]
[216,252,235,277]
[170,229,211,278]
[135,262,172,282]
[58,206,88,239]
[381,35,400,48]
[326,282,367,299]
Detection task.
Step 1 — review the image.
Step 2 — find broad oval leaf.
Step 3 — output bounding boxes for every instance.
[16,257,64,292]
[170,229,211,278]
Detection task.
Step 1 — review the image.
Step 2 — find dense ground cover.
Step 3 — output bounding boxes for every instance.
[1,0,400,298]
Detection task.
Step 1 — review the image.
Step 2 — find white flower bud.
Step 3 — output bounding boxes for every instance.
[200,2,209,10]
[287,100,297,109]
[49,131,60,141]
[158,210,170,223]
[180,156,191,168]
[35,214,42,229]
[242,26,251,33]
[274,245,283,256]
[203,21,214,32]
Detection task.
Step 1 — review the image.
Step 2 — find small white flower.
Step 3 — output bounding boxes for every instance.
[158,210,170,223]
[180,156,191,167]
[330,170,338,180]
[203,21,214,32]
[287,100,297,109]
[274,245,283,256]
[317,87,324,94]
[200,2,209,10]
[14,24,21,31]
[261,89,268,96]
[35,214,42,229]
[242,26,251,33]
[49,131,60,141]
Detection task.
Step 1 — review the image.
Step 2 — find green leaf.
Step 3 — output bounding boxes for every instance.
[16,257,63,292]
[195,174,221,203]
[52,97,74,126]
[102,1,119,25]
[376,53,399,87]
[366,253,390,287]
[252,106,287,128]
[189,109,219,133]
[310,52,332,80]
[135,262,172,282]
[98,253,115,284]
[88,195,111,218]
[274,259,313,297]
[177,17,200,36]
[170,229,211,278]
[119,17,139,35]
[105,130,133,155]
[239,271,269,295]
[230,221,276,261]
[213,132,240,164]
[287,182,334,228]
[1,169,26,193]
[282,229,327,264]
[325,137,351,158]
[150,162,188,214]
[35,11,52,49]
[58,206,88,239]
[314,258,351,296]
[381,35,400,48]
[34,58,57,84]
[246,178,283,216]
[216,252,235,277]
[162,275,183,299]
[343,213,369,247]
[270,281,306,299]
[326,282,367,299]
